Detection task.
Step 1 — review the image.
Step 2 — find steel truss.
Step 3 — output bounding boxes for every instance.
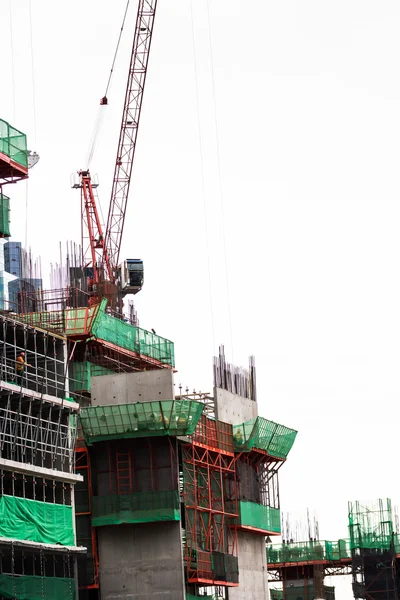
[182,443,238,585]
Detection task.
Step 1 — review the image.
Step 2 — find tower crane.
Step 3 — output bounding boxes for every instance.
[72,0,158,311]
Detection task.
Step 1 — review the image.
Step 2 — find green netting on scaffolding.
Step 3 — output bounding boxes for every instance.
[0,574,75,600]
[233,416,297,458]
[348,498,395,551]
[0,495,74,546]
[238,501,280,533]
[65,305,98,336]
[186,594,214,600]
[90,299,175,366]
[271,585,335,600]
[267,539,351,565]
[69,361,114,393]
[0,193,10,237]
[92,490,180,527]
[80,399,204,444]
[0,118,28,168]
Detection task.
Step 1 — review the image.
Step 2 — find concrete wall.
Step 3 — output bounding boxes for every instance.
[229,531,268,600]
[97,521,186,599]
[214,387,258,425]
[91,369,174,406]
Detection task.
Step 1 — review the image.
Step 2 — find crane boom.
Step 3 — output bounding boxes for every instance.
[103,0,158,274]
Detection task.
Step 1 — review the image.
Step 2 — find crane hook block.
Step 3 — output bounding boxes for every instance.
[100,96,108,106]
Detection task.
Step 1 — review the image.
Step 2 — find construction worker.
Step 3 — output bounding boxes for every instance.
[15,352,31,386]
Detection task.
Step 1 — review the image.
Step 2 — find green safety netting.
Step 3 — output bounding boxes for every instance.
[270,585,335,600]
[80,399,204,444]
[348,499,395,551]
[92,490,180,527]
[0,495,74,546]
[91,299,175,366]
[233,416,297,458]
[0,118,28,168]
[0,193,10,237]
[65,305,98,336]
[186,595,214,600]
[267,539,351,565]
[0,574,75,600]
[238,501,280,533]
[69,361,114,393]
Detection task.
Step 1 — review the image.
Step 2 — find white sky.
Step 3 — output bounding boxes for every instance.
[1,2,400,597]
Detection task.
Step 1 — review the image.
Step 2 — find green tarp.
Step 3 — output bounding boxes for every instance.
[239,501,280,533]
[0,574,75,600]
[233,416,297,459]
[92,490,180,527]
[80,399,204,444]
[0,495,74,546]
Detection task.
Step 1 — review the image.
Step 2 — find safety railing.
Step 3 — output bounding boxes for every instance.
[0,118,28,168]
[267,539,351,565]
[0,404,77,472]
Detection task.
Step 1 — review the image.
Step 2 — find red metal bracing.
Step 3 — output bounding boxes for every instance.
[75,446,99,590]
[0,153,28,184]
[182,442,238,586]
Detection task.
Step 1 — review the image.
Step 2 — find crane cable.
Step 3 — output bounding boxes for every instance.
[86,0,131,169]
[206,0,235,361]
[26,0,37,250]
[189,0,216,356]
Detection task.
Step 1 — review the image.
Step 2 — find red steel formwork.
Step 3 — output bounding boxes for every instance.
[75,446,99,591]
[183,416,238,586]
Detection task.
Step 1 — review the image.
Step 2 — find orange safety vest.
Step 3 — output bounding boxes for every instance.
[16,356,25,372]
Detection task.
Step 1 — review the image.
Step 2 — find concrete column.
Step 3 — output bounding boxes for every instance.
[229,531,268,600]
[97,521,185,599]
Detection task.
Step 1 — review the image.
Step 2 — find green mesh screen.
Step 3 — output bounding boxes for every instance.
[0,574,75,600]
[271,585,335,600]
[267,539,351,565]
[92,490,180,526]
[0,118,28,168]
[233,416,297,458]
[348,499,394,550]
[91,299,175,366]
[80,399,204,444]
[0,193,10,237]
[69,361,114,393]
[0,495,74,546]
[238,501,280,533]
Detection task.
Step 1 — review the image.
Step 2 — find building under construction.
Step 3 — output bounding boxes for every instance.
[0,116,298,600]
[268,498,400,600]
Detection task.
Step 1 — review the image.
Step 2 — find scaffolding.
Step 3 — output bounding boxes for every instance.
[182,430,239,586]
[233,416,297,459]
[349,499,399,600]
[79,400,204,444]
[89,437,180,527]
[0,314,79,402]
[235,451,282,535]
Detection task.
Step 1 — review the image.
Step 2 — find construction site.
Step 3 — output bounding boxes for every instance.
[0,1,399,600]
